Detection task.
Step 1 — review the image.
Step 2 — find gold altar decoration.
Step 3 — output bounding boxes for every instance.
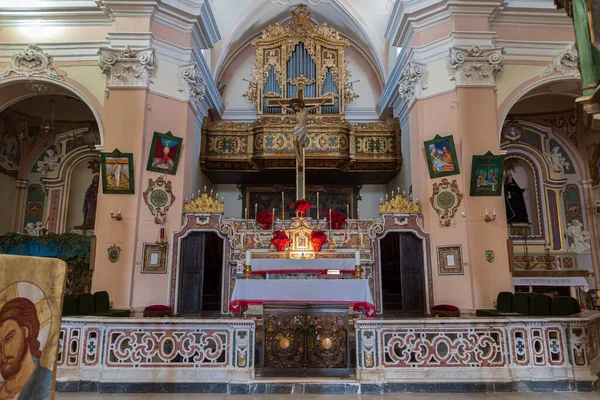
[380,193,420,214]
[183,189,224,213]
[200,117,402,180]
[243,5,358,114]
[430,179,463,227]
[287,217,314,252]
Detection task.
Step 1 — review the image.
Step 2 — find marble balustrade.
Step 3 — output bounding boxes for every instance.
[355,311,600,391]
[56,313,600,393]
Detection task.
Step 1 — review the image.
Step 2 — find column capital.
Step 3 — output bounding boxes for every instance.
[449,46,505,87]
[180,63,207,111]
[98,45,156,88]
[398,61,427,106]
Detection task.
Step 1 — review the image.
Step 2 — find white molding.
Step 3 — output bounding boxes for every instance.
[498,39,581,62]
[98,45,155,87]
[398,61,427,106]
[220,108,258,122]
[192,49,223,116]
[491,6,573,27]
[0,42,107,63]
[344,107,381,122]
[376,47,409,117]
[0,44,66,81]
[0,1,114,26]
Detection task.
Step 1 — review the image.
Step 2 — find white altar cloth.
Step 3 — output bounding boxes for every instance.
[230,279,376,317]
[250,258,355,274]
[513,277,589,292]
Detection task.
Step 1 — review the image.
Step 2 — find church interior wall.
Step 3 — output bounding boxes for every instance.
[65,159,96,232]
[496,65,555,117]
[344,46,381,120]
[60,66,107,108]
[356,185,386,219]
[213,184,242,219]
[419,58,455,99]
[219,45,257,120]
[0,173,15,235]
[0,25,112,44]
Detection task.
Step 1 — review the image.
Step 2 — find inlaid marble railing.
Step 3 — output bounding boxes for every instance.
[57,317,255,384]
[355,312,600,390]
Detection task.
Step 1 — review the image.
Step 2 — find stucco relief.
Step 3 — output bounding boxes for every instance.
[0,44,66,81]
[98,46,155,87]
[449,46,504,86]
[180,63,207,107]
[541,44,580,78]
[398,61,427,105]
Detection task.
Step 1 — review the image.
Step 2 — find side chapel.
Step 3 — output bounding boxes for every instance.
[0,0,600,394]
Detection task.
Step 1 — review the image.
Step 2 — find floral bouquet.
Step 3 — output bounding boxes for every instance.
[289,199,312,217]
[271,230,290,252]
[326,210,347,229]
[309,229,328,252]
[256,209,276,230]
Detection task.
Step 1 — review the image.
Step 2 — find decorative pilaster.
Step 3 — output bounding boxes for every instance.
[449,46,504,86]
[0,44,66,81]
[398,61,427,105]
[180,63,206,107]
[98,46,155,87]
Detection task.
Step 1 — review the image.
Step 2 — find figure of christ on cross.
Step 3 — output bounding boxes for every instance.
[274,98,328,167]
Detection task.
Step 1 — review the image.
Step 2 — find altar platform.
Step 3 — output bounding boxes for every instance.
[56,311,600,394]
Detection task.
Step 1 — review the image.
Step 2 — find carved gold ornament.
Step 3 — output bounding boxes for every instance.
[183,190,224,214]
[430,179,463,227]
[380,193,420,214]
[143,176,175,223]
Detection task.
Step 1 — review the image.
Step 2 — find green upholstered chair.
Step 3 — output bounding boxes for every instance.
[93,291,131,317]
[476,292,515,317]
[512,293,531,316]
[551,296,581,316]
[62,294,78,317]
[76,293,95,316]
[530,294,552,316]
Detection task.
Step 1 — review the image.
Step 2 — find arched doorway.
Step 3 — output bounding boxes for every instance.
[0,82,102,235]
[499,79,599,298]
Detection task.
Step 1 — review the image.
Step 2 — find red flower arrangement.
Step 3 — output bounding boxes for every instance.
[256,209,276,230]
[271,230,290,252]
[326,210,347,229]
[289,199,312,217]
[309,229,328,252]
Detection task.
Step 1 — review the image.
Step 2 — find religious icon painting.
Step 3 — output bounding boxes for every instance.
[100,149,135,194]
[423,135,460,179]
[146,131,183,175]
[470,151,505,196]
[437,245,463,275]
[142,243,167,274]
[0,254,68,400]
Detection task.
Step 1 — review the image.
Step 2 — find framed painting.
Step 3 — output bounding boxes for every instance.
[142,243,167,274]
[423,134,460,178]
[0,254,67,400]
[146,131,183,175]
[437,245,463,275]
[100,149,134,194]
[470,151,505,196]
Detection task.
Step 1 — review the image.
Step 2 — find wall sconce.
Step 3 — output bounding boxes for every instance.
[484,208,496,223]
[111,208,122,221]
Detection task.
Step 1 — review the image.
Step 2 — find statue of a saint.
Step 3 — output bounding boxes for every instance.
[276,98,328,166]
[504,173,529,224]
[567,219,590,253]
[82,175,99,228]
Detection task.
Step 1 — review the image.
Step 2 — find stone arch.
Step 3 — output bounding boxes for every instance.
[497,74,580,138]
[0,76,105,149]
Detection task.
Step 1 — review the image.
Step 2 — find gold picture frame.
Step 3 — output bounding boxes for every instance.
[437,245,464,275]
[142,243,167,274]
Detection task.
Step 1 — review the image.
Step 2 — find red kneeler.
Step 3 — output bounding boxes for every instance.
[431,304,460,318]
[143,304,173,318]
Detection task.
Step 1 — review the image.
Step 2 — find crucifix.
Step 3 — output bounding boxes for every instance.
[266,74,334,200]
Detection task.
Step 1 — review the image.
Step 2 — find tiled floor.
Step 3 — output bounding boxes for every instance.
[55,393,600,399]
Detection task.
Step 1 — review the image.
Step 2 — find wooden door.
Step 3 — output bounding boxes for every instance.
[178,232,205,314]
[380,233,402,311]
[399,233,425,316]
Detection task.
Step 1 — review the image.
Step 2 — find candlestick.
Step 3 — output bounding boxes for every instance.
[385,194,389,201]
[210,189,213,196]
[380,198,383,205]
[329,208,332,221]
[160,227,165,240]
[281,191,285,228]
[203,186,207,193]
[355,250,360,265]
[392,190,394,197]
[493,209,496,216]
[357,208,360,220]
[254,203,258,218]
[271,208,275,231]
[216,193,219,199]
[118,207,121,214]
[485,208,489,216]
[346,203,349,218]
[245,207,248,222]
[403,190,406,197]
[317,192,320,220]
[246,249,251,264]
[111,207,114,214]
